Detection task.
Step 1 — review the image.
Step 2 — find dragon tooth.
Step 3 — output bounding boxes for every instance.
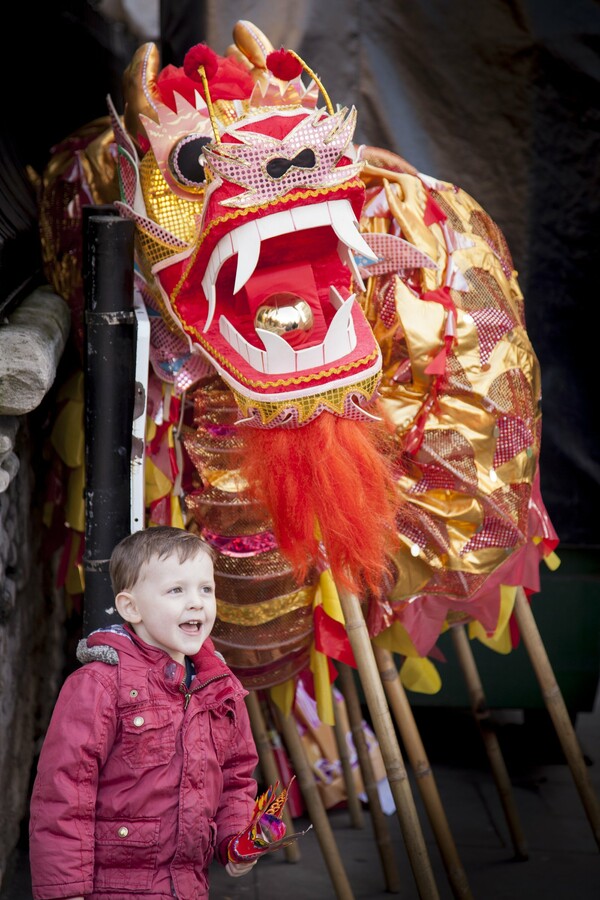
[290,203,330,231]
[256,209,295,240]
[256,328,297,374]
[216,232,234,266]
[323,295,356,363]
[328,284,346,310]
[201,273,217,332]
[231,220,262,294]
[328,199,378,261]
[296,343,325,371]
[337,241,366,292]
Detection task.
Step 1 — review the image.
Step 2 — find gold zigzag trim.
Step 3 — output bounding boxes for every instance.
[217,587,315,626]
[231,372,381,425]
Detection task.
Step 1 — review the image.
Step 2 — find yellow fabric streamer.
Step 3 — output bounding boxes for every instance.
[310,643,334,726]
[270,679,295,719]
[399,657,442,694]
[372,621,419,657]
[315,568,345,625]
[469,584,516,654]
[543,551,561,571]
[145,456,173,504]
[170,495,185,529]
[50,398,85,468]
[373,622,441,693]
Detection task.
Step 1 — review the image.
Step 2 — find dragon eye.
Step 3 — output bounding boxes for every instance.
[169,136,212,189]
[266,148,317,179]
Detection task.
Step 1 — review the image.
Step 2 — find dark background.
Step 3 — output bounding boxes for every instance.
[2,0,599,546]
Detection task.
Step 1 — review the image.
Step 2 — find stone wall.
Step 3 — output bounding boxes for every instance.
[0,286,70,887]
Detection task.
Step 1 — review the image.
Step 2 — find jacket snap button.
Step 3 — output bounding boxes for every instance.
[133,716,145,727]
[130,689,138,698]
[117,826,129,838]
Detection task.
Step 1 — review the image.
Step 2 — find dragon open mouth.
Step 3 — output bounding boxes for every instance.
[182,197,378,380]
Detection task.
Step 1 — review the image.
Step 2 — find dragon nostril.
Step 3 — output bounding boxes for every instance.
[255,293,314,334]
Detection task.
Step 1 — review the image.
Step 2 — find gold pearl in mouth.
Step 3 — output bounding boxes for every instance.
[254,293,314,335]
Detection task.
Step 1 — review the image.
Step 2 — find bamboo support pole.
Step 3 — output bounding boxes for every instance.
[372,644,474,900]
[451,625,528,860]
[332,689,365,829]
[274,706,356,900]
[337,585,440,900]
[337,662,401,893]
[245,691,301,863]
[514,587,600,850]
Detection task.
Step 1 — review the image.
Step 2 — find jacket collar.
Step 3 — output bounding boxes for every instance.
[82,623,227,682]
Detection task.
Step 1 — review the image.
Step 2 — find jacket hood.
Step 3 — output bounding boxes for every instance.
[77,623,228,683]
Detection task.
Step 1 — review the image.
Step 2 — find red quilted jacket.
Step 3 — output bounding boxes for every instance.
[29,625,258,899]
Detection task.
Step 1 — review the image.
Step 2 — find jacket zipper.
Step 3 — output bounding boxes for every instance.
[179,673,227,710]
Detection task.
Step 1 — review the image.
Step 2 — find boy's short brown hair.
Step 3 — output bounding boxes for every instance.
[109,526,215,594]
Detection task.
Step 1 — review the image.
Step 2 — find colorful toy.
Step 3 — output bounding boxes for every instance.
[228,779,311,862]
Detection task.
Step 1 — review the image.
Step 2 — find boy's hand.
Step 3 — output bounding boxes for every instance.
[226,859,257,878]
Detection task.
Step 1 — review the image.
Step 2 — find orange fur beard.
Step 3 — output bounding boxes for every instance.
[239,411,401,595]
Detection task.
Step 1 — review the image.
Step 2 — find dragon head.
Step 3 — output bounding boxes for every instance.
[113,32,381,429]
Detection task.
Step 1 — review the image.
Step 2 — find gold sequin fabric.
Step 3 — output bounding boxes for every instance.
[184,377,316,688]
[360,167,550,637]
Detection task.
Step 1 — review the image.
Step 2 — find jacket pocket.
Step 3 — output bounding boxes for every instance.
[120,705,176,768]
[208,704,236,767]
[94,816,160,891]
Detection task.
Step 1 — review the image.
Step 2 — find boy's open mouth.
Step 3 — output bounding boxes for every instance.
[180,621,202,633]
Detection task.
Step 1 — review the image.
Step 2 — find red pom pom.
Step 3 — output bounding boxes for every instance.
[183,43,219,82]
[266,48,303,81]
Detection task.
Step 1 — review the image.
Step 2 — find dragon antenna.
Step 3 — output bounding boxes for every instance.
[266,48,334,115]
[183,44,222,143]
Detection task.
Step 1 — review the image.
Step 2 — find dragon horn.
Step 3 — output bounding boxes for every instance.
[123,42,160,152]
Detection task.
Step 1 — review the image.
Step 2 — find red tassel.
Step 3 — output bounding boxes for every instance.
[266,48,304,81]
[423,193,447,227]
[183,43,219,82]
[424,346,447,375]
[314,605,357,667]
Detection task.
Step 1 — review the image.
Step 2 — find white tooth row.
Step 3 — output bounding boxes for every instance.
[201,199,377,333]
[219,288,357,374]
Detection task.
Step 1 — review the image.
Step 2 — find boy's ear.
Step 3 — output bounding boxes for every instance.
[115,591,142,624]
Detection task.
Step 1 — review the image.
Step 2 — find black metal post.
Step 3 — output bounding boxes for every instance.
[82,209,136,634]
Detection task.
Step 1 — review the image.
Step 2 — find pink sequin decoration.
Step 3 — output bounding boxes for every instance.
[493,415,535,468]
[202,529,278,557]
[470,308,515,366]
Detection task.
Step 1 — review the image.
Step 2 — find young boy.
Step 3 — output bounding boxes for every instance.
[29,526,259,899]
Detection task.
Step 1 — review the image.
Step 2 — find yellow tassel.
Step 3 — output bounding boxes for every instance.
[372,621,419,657]
[270,679,295,719]
[145,457,173,504]
[310,644,335,726]
[543,550,561,571]
[170,495,185,529]
[50,395,84,468]
[315,568,345,624]
[469,584,516,654]
[400,657,442,694]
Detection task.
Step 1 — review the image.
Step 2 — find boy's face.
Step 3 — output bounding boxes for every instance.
[116,550,217,665]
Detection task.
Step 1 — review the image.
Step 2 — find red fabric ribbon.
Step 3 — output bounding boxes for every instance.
[313,605,357,667]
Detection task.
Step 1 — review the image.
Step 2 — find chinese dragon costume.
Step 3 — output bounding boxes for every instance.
[38,20,558,712]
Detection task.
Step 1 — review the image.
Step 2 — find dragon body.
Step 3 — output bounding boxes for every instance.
[39,20,557,697]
